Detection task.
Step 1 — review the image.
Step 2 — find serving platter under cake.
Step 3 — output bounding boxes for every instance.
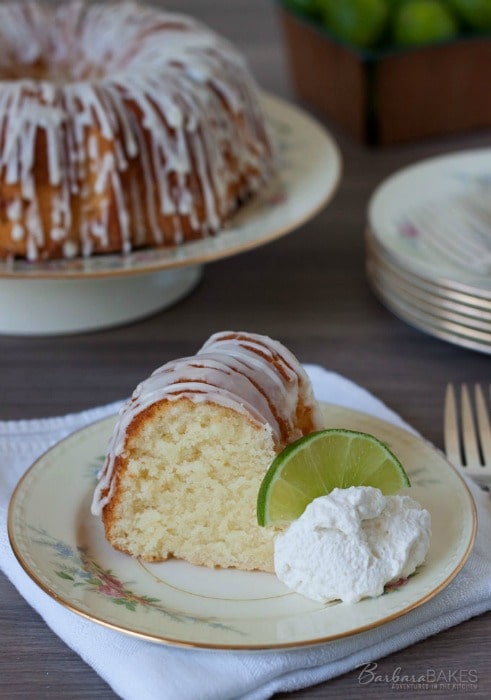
[0,94,341,336]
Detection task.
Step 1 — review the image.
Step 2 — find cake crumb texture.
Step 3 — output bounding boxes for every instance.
[92,331,324,572]
[104,400,278,571]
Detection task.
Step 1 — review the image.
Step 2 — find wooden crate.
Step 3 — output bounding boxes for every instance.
[278,5,491,145]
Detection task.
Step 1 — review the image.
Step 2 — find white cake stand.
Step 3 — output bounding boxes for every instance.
[0,93,342,335]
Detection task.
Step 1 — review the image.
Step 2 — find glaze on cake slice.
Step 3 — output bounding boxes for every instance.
[91,331,323,572]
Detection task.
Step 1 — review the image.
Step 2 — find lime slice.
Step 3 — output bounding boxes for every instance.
[257,429,410,526]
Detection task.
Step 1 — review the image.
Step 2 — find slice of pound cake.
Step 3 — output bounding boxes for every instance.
[91,331,324,572]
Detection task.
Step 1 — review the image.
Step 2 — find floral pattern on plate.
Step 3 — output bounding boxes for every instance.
[369,149,491,289]
[8,404,476,650]
[28,525,240,632]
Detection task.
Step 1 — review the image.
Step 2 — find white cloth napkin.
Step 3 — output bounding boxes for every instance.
[1,365,490,700]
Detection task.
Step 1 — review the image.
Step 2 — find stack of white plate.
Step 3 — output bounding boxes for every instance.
[366,149,491,355]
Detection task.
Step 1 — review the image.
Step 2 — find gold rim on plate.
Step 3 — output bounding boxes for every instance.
[367,255,491,330]
[7,403,477,650]
[365,230,491,318]
[367,149,491,299]
[366,229,491,310]
[367,264,491,355]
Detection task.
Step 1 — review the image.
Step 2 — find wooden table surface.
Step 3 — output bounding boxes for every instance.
[1,1,490,698]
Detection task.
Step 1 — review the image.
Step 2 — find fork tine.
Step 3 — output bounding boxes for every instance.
[461,384,481,467]
[444,382,491,485]
[444,383,461,466]
[475,383,491,465]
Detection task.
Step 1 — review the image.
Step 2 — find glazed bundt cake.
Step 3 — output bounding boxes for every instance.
[91,331,324,572]
[0,1,274,261]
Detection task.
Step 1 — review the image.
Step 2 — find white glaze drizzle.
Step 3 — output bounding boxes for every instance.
[0,1,274,260]
[91,332,323,515]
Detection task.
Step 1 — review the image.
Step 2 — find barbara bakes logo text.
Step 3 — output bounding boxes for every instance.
[358,662,478,691]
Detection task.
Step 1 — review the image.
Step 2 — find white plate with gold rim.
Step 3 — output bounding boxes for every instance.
[368,149,491,295]
[366,229,491,312]
[8,403,476,651]
[367,257,491,330]
[0,93,341,335]
[367,264,491,355]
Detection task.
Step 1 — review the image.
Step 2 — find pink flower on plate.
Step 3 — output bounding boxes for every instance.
[98,578,127,598]
[399,221,419,239]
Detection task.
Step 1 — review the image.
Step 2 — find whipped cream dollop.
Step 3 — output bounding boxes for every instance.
[274,486,431,604]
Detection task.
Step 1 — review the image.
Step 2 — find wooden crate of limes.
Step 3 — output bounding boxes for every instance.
[277,0,491,144]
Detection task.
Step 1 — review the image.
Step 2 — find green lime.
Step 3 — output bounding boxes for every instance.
[320,0,390,49]
[448,0,491,31]
[393,0,459,46]
[283,0,322,17]
[257,428,410,526]
[386,0,412,7]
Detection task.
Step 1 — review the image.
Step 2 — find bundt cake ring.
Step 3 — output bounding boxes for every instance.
[0,0,275,261]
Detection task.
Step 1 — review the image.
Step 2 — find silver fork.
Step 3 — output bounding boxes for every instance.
[444,383,491,487]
